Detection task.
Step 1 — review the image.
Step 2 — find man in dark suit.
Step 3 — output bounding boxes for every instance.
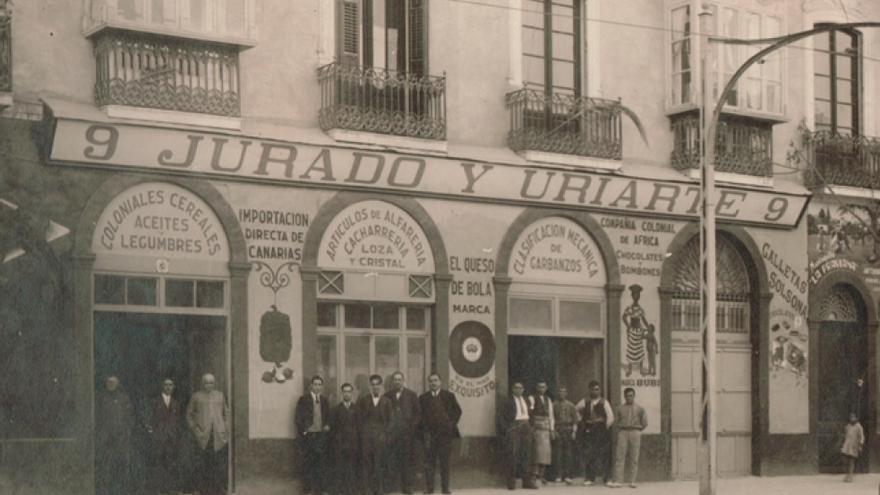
[146,378,183,495]
[419,373,462,494]
[357,374,392,495]
[331,383,360,495]
[498,382,536,490]
[384,371,421,494]
[295,375,332,495]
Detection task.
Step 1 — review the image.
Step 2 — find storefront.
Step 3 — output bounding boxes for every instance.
[0,98,825,491]
[806,198,880,474]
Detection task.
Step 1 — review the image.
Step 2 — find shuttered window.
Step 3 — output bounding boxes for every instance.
[814,26,861,135]
[337,0,428,75]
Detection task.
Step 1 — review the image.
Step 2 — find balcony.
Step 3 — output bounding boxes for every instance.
[670,112,773,178]
[317,62,447,142]
[93,29,240,117]
[506,88,622,161]
[0,1,11,110]
[803,131,880,190]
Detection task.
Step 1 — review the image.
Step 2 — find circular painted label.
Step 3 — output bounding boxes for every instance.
[450,321,495,378]
[462,336,483,363]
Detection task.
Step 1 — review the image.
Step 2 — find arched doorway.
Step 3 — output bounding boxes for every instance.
[301,193,450,401]
[816,283,869,473]
[667,233,759,478]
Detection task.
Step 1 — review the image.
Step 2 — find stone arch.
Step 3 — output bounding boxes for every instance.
[493,207,623,404]
[73,173,247,266]
[300,190,451,384]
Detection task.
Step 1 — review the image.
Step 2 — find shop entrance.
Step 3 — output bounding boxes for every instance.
[508,336,603,402]
[94,311,227,492]
[817,285,869,473]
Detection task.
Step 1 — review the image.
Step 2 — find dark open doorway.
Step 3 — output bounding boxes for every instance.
[508,335,604,403]
[94,312,227,493]
[817,288,869,474]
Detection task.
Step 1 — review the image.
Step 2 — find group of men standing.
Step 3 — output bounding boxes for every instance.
[95,373,230,495]
[500,381,647,490]
[295,372,463,495]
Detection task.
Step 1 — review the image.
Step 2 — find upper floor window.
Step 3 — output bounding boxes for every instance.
[522,0,583,97]
[85,0,256,45]
[814,26,860,135]
[338,0,428,75]
[668,1,783,117]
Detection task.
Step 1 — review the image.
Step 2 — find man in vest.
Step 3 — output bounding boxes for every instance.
[576,380,615,486]
[528,381,554,485]
[384,371,421,494]
[295,375,332,495]
[331,383,360,495]
[499,382,537,490]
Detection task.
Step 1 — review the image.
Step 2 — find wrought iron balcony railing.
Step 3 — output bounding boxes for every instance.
[317,62,447,141]
[93,30,240,117]
[0,3,11,93]
[506,89,622,160]
[803,131,880,189]
[670,112,773,177]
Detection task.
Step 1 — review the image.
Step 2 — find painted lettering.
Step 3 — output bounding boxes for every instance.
[460,162,494,194]
[645,183,681,212]
[158,135,203,168]
[254,143,298,178]
[299,148,336,181]
[388,157,425,188]
[520,170,556,199]
[346,152,385,184]
[553,173,591,203]
[84,124,119,160]
[210,138,251,172]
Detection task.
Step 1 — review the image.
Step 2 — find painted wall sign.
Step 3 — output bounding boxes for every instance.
[508,217,606,285]
[48,119,809,228]
[238,208,309,262]
[808,203,880,292]
[318,200,434,273]
[92,182,229,259]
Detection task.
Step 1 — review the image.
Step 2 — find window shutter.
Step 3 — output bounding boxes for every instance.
[408,0,427,76]
[339,0,360,66]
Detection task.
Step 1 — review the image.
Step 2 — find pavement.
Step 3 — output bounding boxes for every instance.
[235,474,880,495]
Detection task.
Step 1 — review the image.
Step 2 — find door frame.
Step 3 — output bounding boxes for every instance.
[72,174,249,493]
[809,270,879,473]
[659,225,770,479]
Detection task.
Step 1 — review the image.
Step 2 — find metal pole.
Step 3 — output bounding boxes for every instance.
[695,20,880,495]
[698,5,717,495]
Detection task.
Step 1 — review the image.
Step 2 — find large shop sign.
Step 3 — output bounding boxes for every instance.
[49,118,808,227]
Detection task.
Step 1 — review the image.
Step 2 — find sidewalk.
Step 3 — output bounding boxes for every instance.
[236,474,880,495]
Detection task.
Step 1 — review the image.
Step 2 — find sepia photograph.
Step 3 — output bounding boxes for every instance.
[0,0,879,494]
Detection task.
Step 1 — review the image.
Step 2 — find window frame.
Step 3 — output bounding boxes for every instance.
[84,0,257,46]
[508,289,606,339]
[316,301,432,398]
[336,0,429,76]
[665,0,786,119]
[521,0,584,98]
[813,25,862,135]
[93,272,228,315]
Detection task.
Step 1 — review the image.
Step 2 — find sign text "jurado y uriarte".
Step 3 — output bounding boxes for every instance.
[48,119,809,227]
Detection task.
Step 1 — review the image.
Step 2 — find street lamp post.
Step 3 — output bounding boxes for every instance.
[697,20,880,495]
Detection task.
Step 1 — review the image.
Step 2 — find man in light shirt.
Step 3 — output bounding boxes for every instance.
[575,380,614,486]
[608,387,647,488]
[499,382,537,490]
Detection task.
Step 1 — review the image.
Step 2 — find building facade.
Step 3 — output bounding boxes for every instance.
[0,0,879,492]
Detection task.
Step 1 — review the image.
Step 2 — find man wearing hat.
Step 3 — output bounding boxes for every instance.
[622,284,649,377]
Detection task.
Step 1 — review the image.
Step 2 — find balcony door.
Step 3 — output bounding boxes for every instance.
[338,0,427,76]
[814,26,861,135]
